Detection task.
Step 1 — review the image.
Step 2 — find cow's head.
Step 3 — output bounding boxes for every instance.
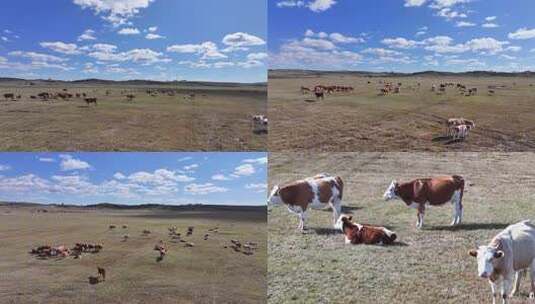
[468,246,504,279]
[383,180,398,201]
[267,185,282,205]
[334,214,353,231]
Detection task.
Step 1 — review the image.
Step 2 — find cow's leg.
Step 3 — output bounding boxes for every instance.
[416,205,425,229]
[502,275,514,304]
[490,280,498,304]
[511,269,525,296]
[530,260,535,299]
[451,190,463,226]
[299,211,308,232]
[329,199,341,228]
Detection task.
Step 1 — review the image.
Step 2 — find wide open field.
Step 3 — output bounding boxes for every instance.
[0,80,266,151]
[269,70,535,152]
[268,152,535,303]
[0,205,266,304]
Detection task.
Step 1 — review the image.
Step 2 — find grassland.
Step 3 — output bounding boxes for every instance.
[0,204,266,304]
[0,79,266,151]
[268,152,535,303]
[269,70,535,152]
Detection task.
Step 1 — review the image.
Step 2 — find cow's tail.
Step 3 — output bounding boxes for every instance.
[453,175,465,211]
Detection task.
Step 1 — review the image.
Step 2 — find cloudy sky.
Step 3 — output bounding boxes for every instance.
[0,153,267,206]
[269,0,535,72]
[0,0,266,82]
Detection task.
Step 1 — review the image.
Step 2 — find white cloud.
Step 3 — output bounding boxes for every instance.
[245,183,267,193]
[148,26,158,32]
[113,172,126,180]
[59,154,91,171]
[329,32,364,44]
[40,41,80,55]
[0,164,10,171]
[38,157,55,163]
[167,41,226,60]
[184,183,228,195]
[118,27,140,35]
[242,157,267,165]
[128,168,194,185]
[246,53,268,61]
[508,28,535,40]
[301,38,336,50]
[429,0,471,9]
[404,0,426,7]
[381,37,418,49]
[73,0,155,26]
[233,164,255,176]
[213,61,235,68]
[482,23,499,28]
[211,174,232,181]
[146,33,165,40]
[308,0,336,12]
[183,164,198,171]
[78,29,96,41]
[9,51,66,63]
[276,0,305,8]
[222,32,265,47]
[485,16,496,22]
[456,21,475,27]
[89,47,170,64]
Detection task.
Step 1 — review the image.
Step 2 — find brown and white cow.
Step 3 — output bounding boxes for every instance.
[469,220,535,304]
[334,214,397,245]
[268,173,343,231]
[382,175,465,229]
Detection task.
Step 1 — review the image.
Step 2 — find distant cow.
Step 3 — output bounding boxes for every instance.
[313,86,324,100]
[3,93,14,100]
[85,98,97,106]
[469,220,535,303]
[126,94,135,101]
[268,173,343,231]
[97,267,106,281]
[335,214,397,245]
[252,115,268,134]
[109,225,116,229]
[383,175,465,228]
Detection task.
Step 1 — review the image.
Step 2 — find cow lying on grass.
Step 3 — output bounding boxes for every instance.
[469,220,535,304]
[335,214,397,245]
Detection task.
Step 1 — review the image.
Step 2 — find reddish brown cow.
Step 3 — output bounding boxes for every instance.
[383,175,465,228]
[268,173,343,230]
[335,214,397,245]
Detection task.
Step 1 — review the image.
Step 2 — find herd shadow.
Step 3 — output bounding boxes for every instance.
[426,222,509,231]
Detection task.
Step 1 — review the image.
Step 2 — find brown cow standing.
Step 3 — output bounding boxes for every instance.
[85,98,97,106]
[383,175,465,228]
[335,214,397,245]
[97,267,106,281]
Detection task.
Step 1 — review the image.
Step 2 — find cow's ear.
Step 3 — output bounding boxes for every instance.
[494,251,504,259]
[468,250,477,257]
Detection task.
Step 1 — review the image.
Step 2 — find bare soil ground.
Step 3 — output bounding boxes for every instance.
[269,70,535,152]
[0,205,266,304]
[268,152,535,303]
[0,81,266,151]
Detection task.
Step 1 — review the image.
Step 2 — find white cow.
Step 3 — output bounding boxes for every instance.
[469,220,535,304]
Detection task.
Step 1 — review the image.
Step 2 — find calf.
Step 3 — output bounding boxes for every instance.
[383,175,464,228]
[469,220,535,303]
[335,214,397,245]
[268,173,343,231]
[252,115,268,134]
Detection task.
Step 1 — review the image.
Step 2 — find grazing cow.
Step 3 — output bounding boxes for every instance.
[97,267,106,281]
[452,124,469,140]
[126,94,135,101]
[85,98,97,106]
[109,225,116,229]
[252,115,268,134]
[446,118,475,137]
[488,90,495,95]
[314,86,324,100]
[469,220,535,303]
[4,93,14,100]
[187,226,194,236]
[142,229,151,235]
[382,175,465,229]
[334,214,397,245]
[268,173,343,231]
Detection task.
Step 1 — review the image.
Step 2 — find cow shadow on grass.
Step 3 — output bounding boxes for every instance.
[318,206,362,214]
[426,222,509,231]
[311,227,339,235]
[432,135,451,142]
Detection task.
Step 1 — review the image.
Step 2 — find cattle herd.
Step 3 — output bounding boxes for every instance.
[269,173,535,303]
[28,223,260,286]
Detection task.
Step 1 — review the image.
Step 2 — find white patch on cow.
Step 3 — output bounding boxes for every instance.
[383,180,397,201]
[451,189,462,225]
[344,236,351,244]
[306,178,322,208]
[475,246,502,278]
[382,227,395,238]
[334,215,345,231]
[267,185,282,205]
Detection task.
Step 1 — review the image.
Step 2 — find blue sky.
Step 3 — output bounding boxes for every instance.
[269,0,535,72]
[0,0,266,82]
[0,153,267,206]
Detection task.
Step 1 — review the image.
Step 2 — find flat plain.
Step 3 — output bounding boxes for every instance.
[0,204,266,304]
[0,79,266,151]
[269,70,535,152]
[268,152,535,303]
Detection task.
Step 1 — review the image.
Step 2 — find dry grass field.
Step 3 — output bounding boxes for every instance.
[269,70,535,152]
[0,204,266,304]
[0,80,266,151]
[268,152,535,303]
